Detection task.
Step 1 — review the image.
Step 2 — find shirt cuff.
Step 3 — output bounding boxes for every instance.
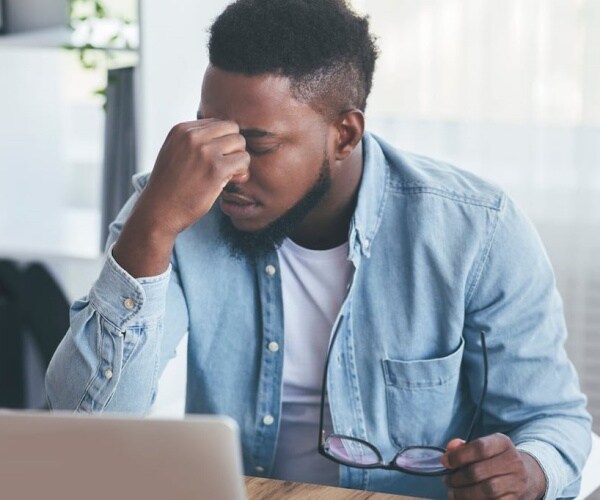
[89,243,171,330]
[517,440,568,500]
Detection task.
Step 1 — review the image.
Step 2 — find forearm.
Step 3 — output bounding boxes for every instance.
[112,196,178,279]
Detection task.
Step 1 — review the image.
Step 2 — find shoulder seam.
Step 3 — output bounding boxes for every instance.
[388,182,504,211]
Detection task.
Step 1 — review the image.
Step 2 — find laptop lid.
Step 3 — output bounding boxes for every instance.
[0,411,247,500]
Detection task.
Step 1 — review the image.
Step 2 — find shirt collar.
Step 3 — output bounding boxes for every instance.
[348,132,390,261]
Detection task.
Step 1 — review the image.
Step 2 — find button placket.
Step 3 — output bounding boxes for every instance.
[252,254,283,478]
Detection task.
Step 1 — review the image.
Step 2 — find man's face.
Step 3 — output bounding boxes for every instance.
[199,66,335,244]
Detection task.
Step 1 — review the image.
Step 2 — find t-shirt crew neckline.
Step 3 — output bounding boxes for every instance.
[280,238,350,261]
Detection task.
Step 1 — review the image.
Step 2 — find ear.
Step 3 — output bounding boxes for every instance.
[332,109,365,162]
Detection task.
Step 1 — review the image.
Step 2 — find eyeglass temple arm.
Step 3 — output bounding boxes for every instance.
[318,315,345,449]
[464,330,489,442]
[319,326,489,447]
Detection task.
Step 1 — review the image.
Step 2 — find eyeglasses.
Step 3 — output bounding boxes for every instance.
[318,324,488,476]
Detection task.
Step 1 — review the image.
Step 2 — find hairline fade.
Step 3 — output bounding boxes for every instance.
[208,0,379,120]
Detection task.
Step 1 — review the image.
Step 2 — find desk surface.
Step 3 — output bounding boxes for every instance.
[245,476,420,499]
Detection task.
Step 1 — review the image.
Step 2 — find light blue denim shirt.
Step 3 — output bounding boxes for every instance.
[46,133,591,499]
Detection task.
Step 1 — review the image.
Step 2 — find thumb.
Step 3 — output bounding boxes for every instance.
[440,438,466,469]
[446,438,466,451]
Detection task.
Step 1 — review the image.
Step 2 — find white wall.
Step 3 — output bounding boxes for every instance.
[137,0,231,173]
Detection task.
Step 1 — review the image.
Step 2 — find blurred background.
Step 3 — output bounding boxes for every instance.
[0,0,598,483]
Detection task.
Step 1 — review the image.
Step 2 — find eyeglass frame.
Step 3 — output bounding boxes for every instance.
[317,321,489,477]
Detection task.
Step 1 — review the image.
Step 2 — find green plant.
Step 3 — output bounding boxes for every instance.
[65,0,137,108]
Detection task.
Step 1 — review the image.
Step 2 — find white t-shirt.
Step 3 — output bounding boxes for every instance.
[271,238,352,485]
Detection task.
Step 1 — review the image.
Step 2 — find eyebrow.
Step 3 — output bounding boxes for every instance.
[196,111,276,138]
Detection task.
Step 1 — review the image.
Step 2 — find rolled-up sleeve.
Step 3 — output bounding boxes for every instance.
[46,246,173,413]
[46,174,189,414]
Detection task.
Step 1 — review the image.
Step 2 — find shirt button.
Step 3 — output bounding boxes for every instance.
[255,466,264,473]
[104,368,113,379]
[265,265,276,276]
[262,415,274,426]
[267,341,279,352]
[123,298,136,310]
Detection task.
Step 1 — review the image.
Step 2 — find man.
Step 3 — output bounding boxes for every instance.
[46,0,591,498]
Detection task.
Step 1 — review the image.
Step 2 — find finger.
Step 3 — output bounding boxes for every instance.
[194,135,248,181]
[446,439,466,451]
[175,119,240,141]
[440,439,465,469]
[206,133,247,157]
[441,439,466,469]
[448,473,518,500]
[215,151,251,187]
[444,434,512,469]
[445,450,518,488]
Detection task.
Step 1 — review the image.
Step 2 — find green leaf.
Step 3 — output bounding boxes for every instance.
[94,1,107,18]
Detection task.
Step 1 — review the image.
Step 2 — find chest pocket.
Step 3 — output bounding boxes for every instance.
[381,337,465,449]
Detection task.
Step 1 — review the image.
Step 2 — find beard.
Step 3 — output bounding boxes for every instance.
[218,156,332,260]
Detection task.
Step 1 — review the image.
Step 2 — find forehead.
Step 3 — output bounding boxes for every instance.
[199,65,321,130]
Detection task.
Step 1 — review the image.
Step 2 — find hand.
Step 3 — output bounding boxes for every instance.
[441,433,546,500]
[139,118,250,236]
[113,119,250,277]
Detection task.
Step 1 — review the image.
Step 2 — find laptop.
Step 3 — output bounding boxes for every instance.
[0,411,247,500]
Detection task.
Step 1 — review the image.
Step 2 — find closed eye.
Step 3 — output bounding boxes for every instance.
[246,143,280,156]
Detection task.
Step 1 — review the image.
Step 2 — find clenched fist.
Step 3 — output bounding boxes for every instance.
[113,119,250,277]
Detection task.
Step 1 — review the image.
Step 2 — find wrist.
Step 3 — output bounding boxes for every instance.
[519,451,547,500]
[113,209,177,278]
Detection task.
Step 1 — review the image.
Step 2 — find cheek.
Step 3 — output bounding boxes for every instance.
[251,150,323,201]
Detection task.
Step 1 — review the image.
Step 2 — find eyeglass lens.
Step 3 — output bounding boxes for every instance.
[393,447,446,474]
[326,436,380,466]
[326,435,447,473]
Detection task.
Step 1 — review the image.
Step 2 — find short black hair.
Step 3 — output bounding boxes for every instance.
[208,0,379,118]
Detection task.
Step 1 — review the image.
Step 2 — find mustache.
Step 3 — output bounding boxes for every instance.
[223,183,245,195]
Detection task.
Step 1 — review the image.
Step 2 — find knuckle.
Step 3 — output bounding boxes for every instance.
[483,476,504,497]
[183,127,195,142]
[173,122,189,135]
[473,439,488,456]
[197,143,215,164]
[495,433,511,446]
[168,123,182,138]
[465,463,484,483]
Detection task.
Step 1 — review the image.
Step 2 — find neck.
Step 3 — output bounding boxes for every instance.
[291,142,363,250]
